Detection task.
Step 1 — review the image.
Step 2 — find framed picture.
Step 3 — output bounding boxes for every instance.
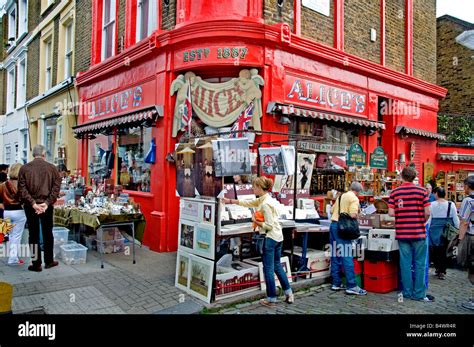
[178,220,196,252]
[193,223,216,260]
[188,254,214,303]
[201,203,215,225]
[281,145,296,176]
[212,138,251,177]
[258,256,292,291]
[259,147,286,175]
[175,250,191,292]
[176,143,197,197]
[180,198,201,222]
[195,139,223,198]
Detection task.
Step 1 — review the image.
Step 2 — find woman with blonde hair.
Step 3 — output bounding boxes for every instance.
[223,176,294,306]
[0,163,27,265]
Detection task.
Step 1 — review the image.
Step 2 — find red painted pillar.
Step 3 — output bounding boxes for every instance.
[91,1,103,65]
[125,0,137,48]
[294,0,301,36]
[380,0,386,66]
[405,0,413,76]
[334,0,344,51]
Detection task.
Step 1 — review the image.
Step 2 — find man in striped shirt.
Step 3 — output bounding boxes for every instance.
[388,167,433,302]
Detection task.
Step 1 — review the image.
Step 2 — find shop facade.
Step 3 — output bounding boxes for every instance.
[75,2,447,252]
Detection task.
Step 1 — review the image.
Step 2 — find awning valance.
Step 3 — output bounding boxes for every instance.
[438,153,474,162]
[395,125,446,141]
[73,106,162,138]
[267,102,386,130]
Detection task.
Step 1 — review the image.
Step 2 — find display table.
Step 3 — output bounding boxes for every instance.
[53,208,145,268]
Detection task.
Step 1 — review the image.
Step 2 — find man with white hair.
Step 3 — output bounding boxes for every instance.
[18,145,61,272]
[330,181,367,295]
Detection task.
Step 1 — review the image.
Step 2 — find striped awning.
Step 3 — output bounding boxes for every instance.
[73,106,162,137]
[438,153,474,162]
[268,103,386,130]
[395,126,446,141]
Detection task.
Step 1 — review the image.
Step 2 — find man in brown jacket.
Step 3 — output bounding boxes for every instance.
[18,145,61,272]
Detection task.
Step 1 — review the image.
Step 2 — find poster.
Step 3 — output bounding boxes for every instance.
[281,145,296,175]
[212,138,251,177]
[178,220,196,252]
[180,198,201,222]
[188,254,214,303]
[274,153,316,192]
[193,223,216,260]
[201,203,215,225]
[175,250,191,291]
[195,139,223,197]
[176,143,196,197]
[259,147,286,175]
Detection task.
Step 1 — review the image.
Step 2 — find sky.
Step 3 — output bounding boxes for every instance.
[437,0,474,23]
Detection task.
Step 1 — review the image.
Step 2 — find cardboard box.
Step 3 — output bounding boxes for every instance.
[379,214,395,228]
[215,262,260,299]
[368,229,398,252]
[359,214,381,228]
[286,247,331,273]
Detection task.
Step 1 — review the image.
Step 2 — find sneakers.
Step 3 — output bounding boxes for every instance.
[260,299,277,307]
[331,284,347,291]
[461,300,474,311]
[285,293,295,304]
[28,265,42,272]
[437,273,446,280]
[414,294,435,302]
[7,259,25,266]
[45,261,59,269]
[345,286,367,296]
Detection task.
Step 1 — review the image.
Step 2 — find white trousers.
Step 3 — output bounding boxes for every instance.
[4,209,27,264]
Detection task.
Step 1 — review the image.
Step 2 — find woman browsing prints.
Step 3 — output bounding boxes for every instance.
[428,187,460,280]
[223,177,294,307]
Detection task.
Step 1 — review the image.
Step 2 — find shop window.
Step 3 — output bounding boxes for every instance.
[89,134,114,184]
[117,127,152,192]
[136,0,157,41]
[102,0,116,60]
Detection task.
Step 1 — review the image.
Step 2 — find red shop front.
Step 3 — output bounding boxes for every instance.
[75,2,447,252]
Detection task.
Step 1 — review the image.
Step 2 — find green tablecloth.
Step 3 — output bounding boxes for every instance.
[53,208,146,242]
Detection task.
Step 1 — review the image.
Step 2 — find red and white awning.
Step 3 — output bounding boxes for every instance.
[73,107,162,137]
[395,125,446,141]
[268,103,386,130]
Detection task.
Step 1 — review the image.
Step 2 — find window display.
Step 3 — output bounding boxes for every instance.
[88,134,114,184]
[117,127,152,192]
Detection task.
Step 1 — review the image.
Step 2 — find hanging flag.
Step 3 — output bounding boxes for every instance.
[181,82,193,132]
[229,102,254,138]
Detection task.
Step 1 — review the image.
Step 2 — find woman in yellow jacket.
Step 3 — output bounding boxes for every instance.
[224,177,294,307]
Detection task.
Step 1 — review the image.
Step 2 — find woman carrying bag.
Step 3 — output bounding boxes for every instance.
[428,187,459,279]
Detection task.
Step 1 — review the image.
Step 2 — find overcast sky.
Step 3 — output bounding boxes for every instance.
[437,0,474,23]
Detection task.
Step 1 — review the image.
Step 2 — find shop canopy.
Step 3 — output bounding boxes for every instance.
[395,126,446,141]
[73,106,163,138]
[437,153,474,162]
[267,102,386,130]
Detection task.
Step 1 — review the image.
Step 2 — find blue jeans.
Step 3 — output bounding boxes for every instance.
[262,237,292,301]
[399,239,427,300]
[330,221,357,288]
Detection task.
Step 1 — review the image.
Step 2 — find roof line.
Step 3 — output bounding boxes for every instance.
[437,15,474,29]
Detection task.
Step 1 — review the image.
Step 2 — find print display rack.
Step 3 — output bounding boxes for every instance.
[175,130,330,303]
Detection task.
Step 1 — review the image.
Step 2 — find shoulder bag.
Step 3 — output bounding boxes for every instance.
[442,201,459,242]
[337,194,360,240]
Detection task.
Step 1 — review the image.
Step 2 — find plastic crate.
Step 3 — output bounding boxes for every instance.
[364,259,398,276]
[60,243,87,265]
[97,237,125,254]
[363,273,398,293]
[52,227,70,244]
[83,235,97,251]
[54,241,76,260]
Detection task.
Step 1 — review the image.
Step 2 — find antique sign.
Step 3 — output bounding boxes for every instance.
[298,142,348,154]
[370,146,388,169]
[170,69,264,137]
[347,143,366,166]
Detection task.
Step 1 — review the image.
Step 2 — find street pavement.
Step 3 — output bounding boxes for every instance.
[1,243,473,315]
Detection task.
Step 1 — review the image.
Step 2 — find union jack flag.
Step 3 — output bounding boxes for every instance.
[181,82,193,132]
[230,102,254,138]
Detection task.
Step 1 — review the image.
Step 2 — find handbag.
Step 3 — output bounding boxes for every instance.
[337,195,360,240]
[442,202,459,242]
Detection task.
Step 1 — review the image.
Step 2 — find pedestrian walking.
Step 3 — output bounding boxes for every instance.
[0,164,8,219]
[18,145,61,272]
[223,177,294,306]
[459,176,474,310]
[389,167,434,302]
[330,182,367,295]
[0,163,27,265]
[428,187,459,279]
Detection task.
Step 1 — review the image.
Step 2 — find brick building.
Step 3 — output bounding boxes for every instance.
[73,0,447,252]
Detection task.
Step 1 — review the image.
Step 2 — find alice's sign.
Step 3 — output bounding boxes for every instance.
[170,69,264,137]
[347,143,366,166]
[285,74,367,116]
[370,147,388,169]
[88,86,143,120]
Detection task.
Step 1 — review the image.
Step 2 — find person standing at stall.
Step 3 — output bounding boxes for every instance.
[428,187,459,280]
[18,145,62,272]
[0,163,27,265]
[330,182,367,295]
[223,177,294,306]
[389,167,433,302]
[459,176,474,310]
